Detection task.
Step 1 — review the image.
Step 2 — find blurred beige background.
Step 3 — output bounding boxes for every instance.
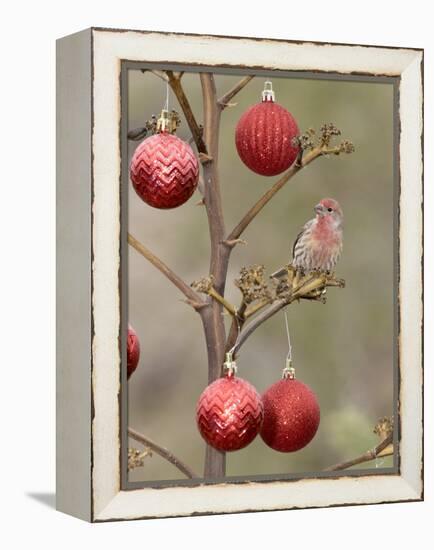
[127,69,395,482]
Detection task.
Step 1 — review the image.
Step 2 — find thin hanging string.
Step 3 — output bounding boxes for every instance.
[223,310,241,375]
[283,308,295,379]
[284,308,292,365]
[228,310,241,359]
[164,79,170,111]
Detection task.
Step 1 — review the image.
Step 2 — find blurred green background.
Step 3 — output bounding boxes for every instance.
[127,69,395,482]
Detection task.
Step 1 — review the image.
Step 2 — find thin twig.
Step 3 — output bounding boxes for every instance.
[218,75,254,110]
[242,270,324,319]
[207,287,238,317]
[222,238,247,248]
[167,71,208,154]
[128,447,152,470]
[323,434,394,472]
[192,276,238,317]
[244,297,273,318]
[128,232,204,307]
[227,147,322,242]
[128,428,198,479]
[292,274,327,298]
[149,69,169,82]
[225,300,248,353]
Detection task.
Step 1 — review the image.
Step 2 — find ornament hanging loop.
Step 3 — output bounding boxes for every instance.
[282,308,296,379]
[157,109,171,132]
[262,81,275,102]
[282,358,295,380]
[223,351,237,377]
[156,109,181,134]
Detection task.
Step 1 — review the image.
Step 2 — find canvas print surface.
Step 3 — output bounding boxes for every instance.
[124,67,396,485]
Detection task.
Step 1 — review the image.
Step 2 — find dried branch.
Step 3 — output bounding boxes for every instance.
[128,428,198,479]
[233,298,288,356]
[244,296,273,318]
[199,73,228,292]
[227,125,354,242]
[225,300,248,353]
[208,290,237,317]
[127,127,149,141]
[191,276,237,317]
[374,416,394,441]
[232,271,345,355]
[235,264,273,305]
[147,69,169,82]
[218,75,254,110]
[167,71,208,154]
[140,68,170,82]
[128,232,205,308]
[225,265,274,353]
[128,110,182,141]
[222,238,247,248]
[128,447,152,471]
[323,434,393,472]
[324,416,394,471]
[188,125,204,147]
[198,72,230,478]
[127,114,158,141]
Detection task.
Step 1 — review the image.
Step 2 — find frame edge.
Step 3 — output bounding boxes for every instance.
[56,28,93,522]
[89,29,424,520]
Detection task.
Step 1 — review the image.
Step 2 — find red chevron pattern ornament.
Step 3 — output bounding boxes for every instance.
[130,132,199,209]
[235,81,300,176]
[260,377,320,452]
[127,324,140,379]
[196,373,264,452]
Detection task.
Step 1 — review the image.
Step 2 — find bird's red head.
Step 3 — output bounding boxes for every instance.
[314,198,343,225]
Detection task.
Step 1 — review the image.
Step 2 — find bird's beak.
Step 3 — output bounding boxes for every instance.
[314,204,323,215]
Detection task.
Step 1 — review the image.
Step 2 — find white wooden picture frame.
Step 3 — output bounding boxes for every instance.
[56,27,423,522]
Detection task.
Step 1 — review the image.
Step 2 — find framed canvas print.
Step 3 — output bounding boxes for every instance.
[56,28,423,522]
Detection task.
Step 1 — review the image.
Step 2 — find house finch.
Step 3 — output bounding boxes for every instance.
[272,198,343,277]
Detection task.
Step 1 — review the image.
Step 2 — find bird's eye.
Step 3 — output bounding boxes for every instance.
[327,207,333,212]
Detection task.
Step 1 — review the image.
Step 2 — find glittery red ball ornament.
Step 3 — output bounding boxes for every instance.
[235,82,300,176]
[127,324,140,379]
[130,132,199,209]
[260,378,320,452]
[196,373,264,452]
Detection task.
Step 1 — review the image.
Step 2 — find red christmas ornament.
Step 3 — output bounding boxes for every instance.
[260,371,320,452]
[127,324,140,379]
[196,358,264,452]
[130,111,199,209]
[235,81,300,176]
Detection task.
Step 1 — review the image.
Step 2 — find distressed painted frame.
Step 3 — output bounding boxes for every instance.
[56,28,423,522]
